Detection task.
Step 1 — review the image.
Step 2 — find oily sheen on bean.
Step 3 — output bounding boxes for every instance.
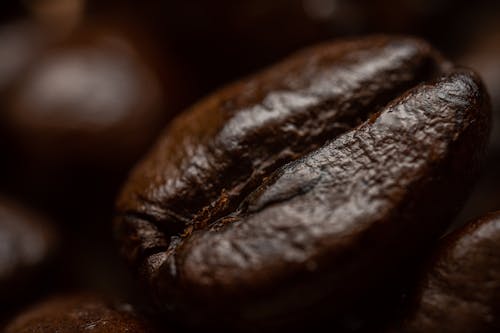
[114,36,490,331]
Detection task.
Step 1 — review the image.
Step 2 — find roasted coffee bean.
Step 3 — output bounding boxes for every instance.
[5,294,158,333]
[115,36,490,331]
[4,30,164,171]
[0,198,57,305]
[393,211,500,332]
[1,28,166,212]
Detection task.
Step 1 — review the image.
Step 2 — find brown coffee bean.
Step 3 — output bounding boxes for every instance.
[4,30,163,170]
[0,27,167,214]
[0,198,57,304]
[393,211,500,332]
[114,36,490,331]
[5,294,158,333]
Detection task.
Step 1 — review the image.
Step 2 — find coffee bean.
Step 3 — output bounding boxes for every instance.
[0,27,166,213]
[4,30,164,170]
[5,294,158,333]
[117,35,448,258]
[114,36,490,331]
[392,211,500,332]
[117,35,448,282]
[0,198,57,305]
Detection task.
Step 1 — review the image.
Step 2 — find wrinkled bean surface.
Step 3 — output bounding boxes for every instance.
[115,36,490,330]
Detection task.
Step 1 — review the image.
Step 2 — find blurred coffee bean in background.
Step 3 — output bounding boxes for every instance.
[24,0,85,38]
[0,1,190,217]
[4,294,159,333]
[1,28,165,211]
[0,1,190,308]
[0,24,175,307]
[0,197,58,325]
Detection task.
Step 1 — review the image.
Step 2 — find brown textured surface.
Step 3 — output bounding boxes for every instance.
[5,294,157,333]
[0,198,57,303]
[117,36,446,262]
[396,211,500,333]
[114,36,490,330]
